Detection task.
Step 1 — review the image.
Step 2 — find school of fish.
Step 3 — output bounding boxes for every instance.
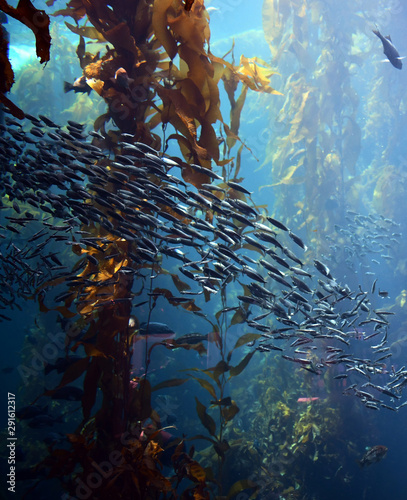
[0,111,406,413]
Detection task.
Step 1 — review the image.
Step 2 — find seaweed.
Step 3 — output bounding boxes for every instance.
[53,0,279,173]
[2,1,283,498]
[260,0,364,258]
[0,0,51,117]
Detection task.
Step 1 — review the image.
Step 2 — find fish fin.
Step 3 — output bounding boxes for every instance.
[385,35,392,41]
[379,59,390,63]
[64,81,73,93]
[397,56,406,60]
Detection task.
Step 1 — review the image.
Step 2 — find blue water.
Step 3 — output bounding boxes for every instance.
[2,0,407,499]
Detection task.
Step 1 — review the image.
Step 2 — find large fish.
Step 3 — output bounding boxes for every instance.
[373,28,403,69]
[358,445,388,467]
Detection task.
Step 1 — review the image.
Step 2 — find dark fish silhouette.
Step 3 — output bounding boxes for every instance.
[373,29,403,69]
[51,386,84,401]
[139,322,175,336]
[64,76,92,94]
[358,445,388,467]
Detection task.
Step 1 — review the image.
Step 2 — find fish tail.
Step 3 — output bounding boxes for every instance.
[372,29,380,37]
[64,81,73,93]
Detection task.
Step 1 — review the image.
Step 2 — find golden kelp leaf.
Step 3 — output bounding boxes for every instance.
[229,351,255,378]
[262,0,288,49]
[152,378,188,391]
[296,0,307,18]
[152,286,201,311]
[230,308,247,325]
[198,121,220,165]
[83,343,108,357]
[272,161,304,186]
[241,243,264,255]
[152,0,178,59]
[102,22,141,58]
[195,397,216,436]
[227,85,248,151]
[227,479,258,500]
[298,213,315,230]
[167,340,207,355]
[221,402,239,422]
[0,0,50,64]
[171,273,191,292]
[65,22,106,41]
[168,0,209,55]
[157,86,209,161]
[53,0,86,21]
[177,74,206,115]
[191,376,217,399]
[77,301,97,315]
[291,90,311,125]
[310,0,324,23]
[396,290,407,308]
[37,291,50,312]
[232,333,262,350]
[236,55,282,95]
[189,462,206,482]
[234,143,245,179]
[240,282,252,297]
[212,359,229,380]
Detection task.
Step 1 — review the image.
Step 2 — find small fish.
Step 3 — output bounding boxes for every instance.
[174,333,209,345]
[27,414,62,428]
[314,259,332,278]
[139,322,175,336]
[64,76,92,94]
[111,67,134,89]
[288,230,307,251]
[297,397,319,403]
[266,216,289,232]
[358,445,387,467]
[51,386,84,401]
[1,366,14,374]
[373,28,403,69]
[16,405,48,420]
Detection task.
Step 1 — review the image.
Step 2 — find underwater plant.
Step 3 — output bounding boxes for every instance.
[0,0,51,117]
[260,0,365,257]
[51,0,280,168]
[0,1,283,498]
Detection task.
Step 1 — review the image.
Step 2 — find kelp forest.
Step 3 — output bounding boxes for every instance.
[1,0,407,499]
